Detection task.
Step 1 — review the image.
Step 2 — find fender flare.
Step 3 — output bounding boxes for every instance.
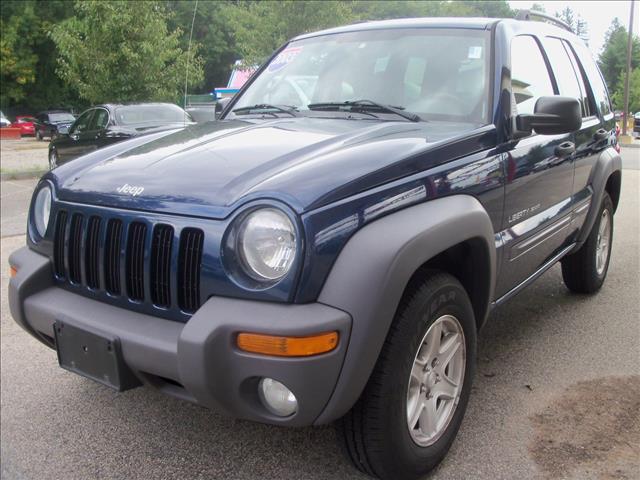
[314,195,496,424]
[577,147,622,246]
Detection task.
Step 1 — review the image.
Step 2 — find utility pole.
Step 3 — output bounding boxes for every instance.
[622,0,635,136]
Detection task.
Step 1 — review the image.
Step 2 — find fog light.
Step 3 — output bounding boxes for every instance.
[259,378,298,417]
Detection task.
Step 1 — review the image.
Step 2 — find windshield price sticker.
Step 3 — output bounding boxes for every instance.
[268,47,303,72]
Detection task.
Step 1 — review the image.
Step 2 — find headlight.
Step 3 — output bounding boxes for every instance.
[33,185,52,238]
[237,208,297,281]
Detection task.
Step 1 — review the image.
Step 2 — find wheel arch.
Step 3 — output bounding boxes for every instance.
[314,194,496,424]
[578,147,622,245]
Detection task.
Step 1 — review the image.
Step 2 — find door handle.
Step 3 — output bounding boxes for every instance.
[555,141,575,158]
[593,128,608,141]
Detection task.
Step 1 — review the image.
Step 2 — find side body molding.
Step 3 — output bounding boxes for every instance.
[576,147,622,248]
[314,195,496,424]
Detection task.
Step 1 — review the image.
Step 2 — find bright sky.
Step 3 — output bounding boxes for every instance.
[508,1,639,57]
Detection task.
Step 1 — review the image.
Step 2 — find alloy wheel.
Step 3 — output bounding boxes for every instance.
[406,314,466,447]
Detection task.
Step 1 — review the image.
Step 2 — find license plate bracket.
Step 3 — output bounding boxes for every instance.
[53,321,141,392]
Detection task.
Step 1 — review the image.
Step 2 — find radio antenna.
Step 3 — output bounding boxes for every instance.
[183,0,198,125]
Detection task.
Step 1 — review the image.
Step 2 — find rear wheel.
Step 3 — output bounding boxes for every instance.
[338,271,476,480]
[561,193,614,293]
[36,130,42,141]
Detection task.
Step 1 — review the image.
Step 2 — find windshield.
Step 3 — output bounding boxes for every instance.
[114,104,191,125]
[231,28,490,123]
[49,113,76,122]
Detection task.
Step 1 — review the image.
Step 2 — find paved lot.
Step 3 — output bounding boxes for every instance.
[0,139,49,174]
[1,171,638,479]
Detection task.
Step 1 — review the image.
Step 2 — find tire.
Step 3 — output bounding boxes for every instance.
[561,192,614,294]
[49,149,58,170]
[338,271,477,480]
[36,130,42,141]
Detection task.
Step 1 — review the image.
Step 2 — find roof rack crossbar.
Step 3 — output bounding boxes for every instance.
[516,10,573,33]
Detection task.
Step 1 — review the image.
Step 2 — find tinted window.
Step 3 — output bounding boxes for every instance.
[511,36,554,115]
[70,110,94,134]
[49,113,76,123]
[573,42,612,116]
[114,104,189,125]
[90,109,109,130]
[545,37,587,116]
[232,28,491,123]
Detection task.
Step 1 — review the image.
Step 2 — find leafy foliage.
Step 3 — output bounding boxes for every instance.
[50,1,204,104]
[598,18,640,109]
[0,1,75,111]
[555,6,589,45]
[611,68,640,113]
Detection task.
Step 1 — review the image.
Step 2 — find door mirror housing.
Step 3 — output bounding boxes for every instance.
[215,97,232,119]
[515,96,582,137]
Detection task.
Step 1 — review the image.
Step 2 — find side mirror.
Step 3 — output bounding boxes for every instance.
[215,97,232,119]
[515,96,581,136]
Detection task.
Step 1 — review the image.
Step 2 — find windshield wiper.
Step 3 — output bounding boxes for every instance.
[307,99,422,122]
[232,104,299,117]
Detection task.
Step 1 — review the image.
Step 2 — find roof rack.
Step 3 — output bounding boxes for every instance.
[516,9,573,33]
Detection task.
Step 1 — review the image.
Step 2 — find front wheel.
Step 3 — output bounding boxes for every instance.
[35,130,42,141]
[561,192,614,293]
[48,149,58,170]
[338,271,476,480]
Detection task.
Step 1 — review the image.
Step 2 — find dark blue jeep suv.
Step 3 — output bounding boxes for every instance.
[9,15,621,480]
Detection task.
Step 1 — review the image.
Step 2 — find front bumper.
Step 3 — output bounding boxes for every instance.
[9,246,352,426]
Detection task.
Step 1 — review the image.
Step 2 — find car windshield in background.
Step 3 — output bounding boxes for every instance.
[18,117,37,123]
[49,113,76,122]
[231,28,490,124]
[114,105,190,125]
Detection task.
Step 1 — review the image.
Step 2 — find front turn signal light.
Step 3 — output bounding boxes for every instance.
[9,265,17,278]
[237,331,339,357]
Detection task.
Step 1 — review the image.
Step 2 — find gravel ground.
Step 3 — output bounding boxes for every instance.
[0,139,49,173]
[1,170,638,480]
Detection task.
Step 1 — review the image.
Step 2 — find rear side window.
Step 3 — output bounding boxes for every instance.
[544,37,590,117]
[573,42,612,117]
[511,36,554,115]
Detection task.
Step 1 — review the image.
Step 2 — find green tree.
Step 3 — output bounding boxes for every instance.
[166,0,239,92]
[51,0,204,104]
[227,1,356,66]
[351,1,513,21]
[555,6,589,45]
[599,18,640,94]
[612,67,640,112]
[0,0,74,111]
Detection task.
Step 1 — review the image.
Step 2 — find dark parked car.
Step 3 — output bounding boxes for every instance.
[10,15,621,480]
[34,110,76,141]
[48,103,193,168]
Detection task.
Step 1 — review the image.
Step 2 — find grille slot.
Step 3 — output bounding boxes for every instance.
[53,211,68,278]
[178,228,204,313]
[85,216,101,289]
[150,224,174,308]
[68,214,84,284]
[126,222,147,302]
[104,219,123,295]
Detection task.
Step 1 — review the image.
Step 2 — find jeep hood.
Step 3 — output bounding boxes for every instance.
[53,117,490,219]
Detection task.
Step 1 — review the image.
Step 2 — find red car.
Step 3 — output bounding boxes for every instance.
[10,116,37,136]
